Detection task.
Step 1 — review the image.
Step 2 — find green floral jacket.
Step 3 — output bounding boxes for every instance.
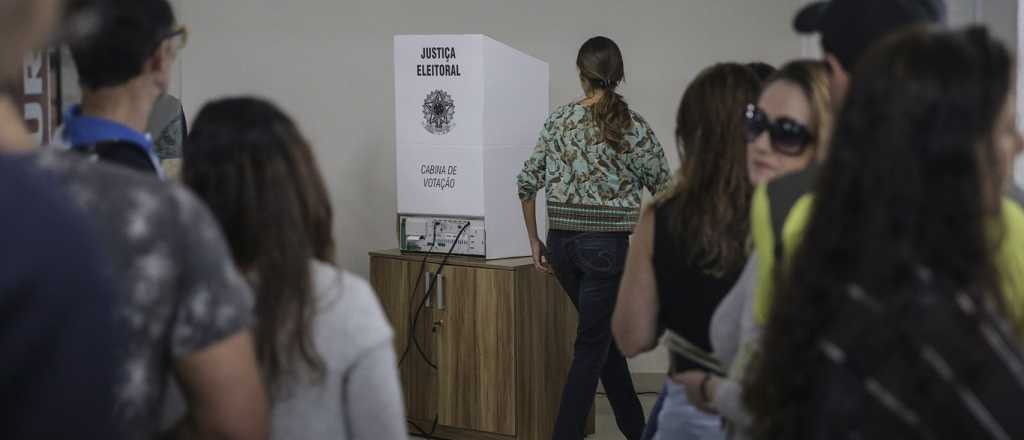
[517,103,672,232]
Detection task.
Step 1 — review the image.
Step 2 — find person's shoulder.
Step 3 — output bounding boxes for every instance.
[546,103,583,123]
[314,262,373,300]
[628,108,651,127]
[1001,195,1024,230]
[997,196,1024,262]
[34,148,168,200]
[35,148,220,243]
[312,262,394,359]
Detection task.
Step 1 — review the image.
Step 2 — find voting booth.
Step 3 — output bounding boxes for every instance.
[394,34,549,259]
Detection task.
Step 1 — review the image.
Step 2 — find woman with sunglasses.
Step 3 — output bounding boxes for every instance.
[745,60,831,185]
[670,59,832,440]
[612,63,763,440]
[745,25,1024,439]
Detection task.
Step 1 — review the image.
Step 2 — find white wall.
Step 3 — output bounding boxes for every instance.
[176,0,802,274]
[175,0,804,373]
[947,0,1017,47]
[946,0,1023,188]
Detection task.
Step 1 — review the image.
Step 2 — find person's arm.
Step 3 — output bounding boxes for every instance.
[168,187,269,440]
[613,205,660,357]
[632,116,673,196]
[518,115,554,272]
[345,344,407,440]
[673,370,753,429]
[521,198,550,273]
[174,331,269,440]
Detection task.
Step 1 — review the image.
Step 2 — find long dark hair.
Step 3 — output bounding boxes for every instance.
[661,63,761,275]
[745,26,1011,439]
[577,36,632,152]
[182,97,335,390]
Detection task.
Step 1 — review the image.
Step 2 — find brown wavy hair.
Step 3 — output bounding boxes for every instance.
[577,36,632,152]
[183,97,335,391]
[660,63,762,275]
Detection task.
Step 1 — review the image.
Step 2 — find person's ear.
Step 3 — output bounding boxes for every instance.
[143,40,174,91]
[152,40,175,74]
[824,53,849,110]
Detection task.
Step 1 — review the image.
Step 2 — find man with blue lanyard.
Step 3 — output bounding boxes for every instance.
[63,0,187,179]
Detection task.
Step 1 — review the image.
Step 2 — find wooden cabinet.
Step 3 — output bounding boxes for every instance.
[370,250,592,439]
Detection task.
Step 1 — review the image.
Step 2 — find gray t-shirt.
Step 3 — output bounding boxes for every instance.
[32,149,254,439]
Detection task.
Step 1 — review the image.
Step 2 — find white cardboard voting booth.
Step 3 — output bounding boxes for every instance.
[395,34,548,259]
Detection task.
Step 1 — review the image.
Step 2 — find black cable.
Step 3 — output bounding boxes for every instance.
[398,223,438,366]
[404,222,471,439]
[409,222,468,370]
[411,226,445,368]
[407,221,471,370]
[408,416,451,440]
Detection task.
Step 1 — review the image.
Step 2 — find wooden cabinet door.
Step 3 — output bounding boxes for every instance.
[370,257,438,423]
[434,265,516,435]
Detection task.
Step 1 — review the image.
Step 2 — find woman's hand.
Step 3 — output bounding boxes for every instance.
[520,199,550,273]
[530,238,551,273]
[673,370,720,415]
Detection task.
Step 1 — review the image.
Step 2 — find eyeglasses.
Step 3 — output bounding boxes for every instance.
[744,104,814,156]
[161,26,189,52]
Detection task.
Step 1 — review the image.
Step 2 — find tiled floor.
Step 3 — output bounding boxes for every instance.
[590,393,660,440]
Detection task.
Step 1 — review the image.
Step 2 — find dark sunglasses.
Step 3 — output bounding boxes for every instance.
[744,104,814,156]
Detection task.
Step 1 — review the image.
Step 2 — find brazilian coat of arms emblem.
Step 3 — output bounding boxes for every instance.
[422,89,455,135]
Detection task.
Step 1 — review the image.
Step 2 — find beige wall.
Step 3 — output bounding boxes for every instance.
[173,0,805,374]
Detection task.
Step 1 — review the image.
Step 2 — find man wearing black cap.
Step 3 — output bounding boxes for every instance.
[748,0,947,328]
[794,0,947,106]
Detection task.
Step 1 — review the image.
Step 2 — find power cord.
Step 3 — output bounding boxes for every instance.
[398,222,438,366]
[399,221,471,440]
[408,417,445,440]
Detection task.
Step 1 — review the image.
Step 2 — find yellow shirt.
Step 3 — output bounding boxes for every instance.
[751,187,1024,330]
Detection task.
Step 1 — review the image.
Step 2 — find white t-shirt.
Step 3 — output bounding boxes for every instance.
[270,261,405,440]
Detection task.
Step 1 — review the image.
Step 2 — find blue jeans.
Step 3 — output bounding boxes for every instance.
[641,385,668,440]
[547,230,645,440]
[653,380,725,440]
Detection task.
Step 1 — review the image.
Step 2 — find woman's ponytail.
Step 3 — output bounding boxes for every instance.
[592,89,632,152]
[577,36,633,152]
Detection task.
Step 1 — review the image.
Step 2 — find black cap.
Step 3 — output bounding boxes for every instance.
[794,0,946,71]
